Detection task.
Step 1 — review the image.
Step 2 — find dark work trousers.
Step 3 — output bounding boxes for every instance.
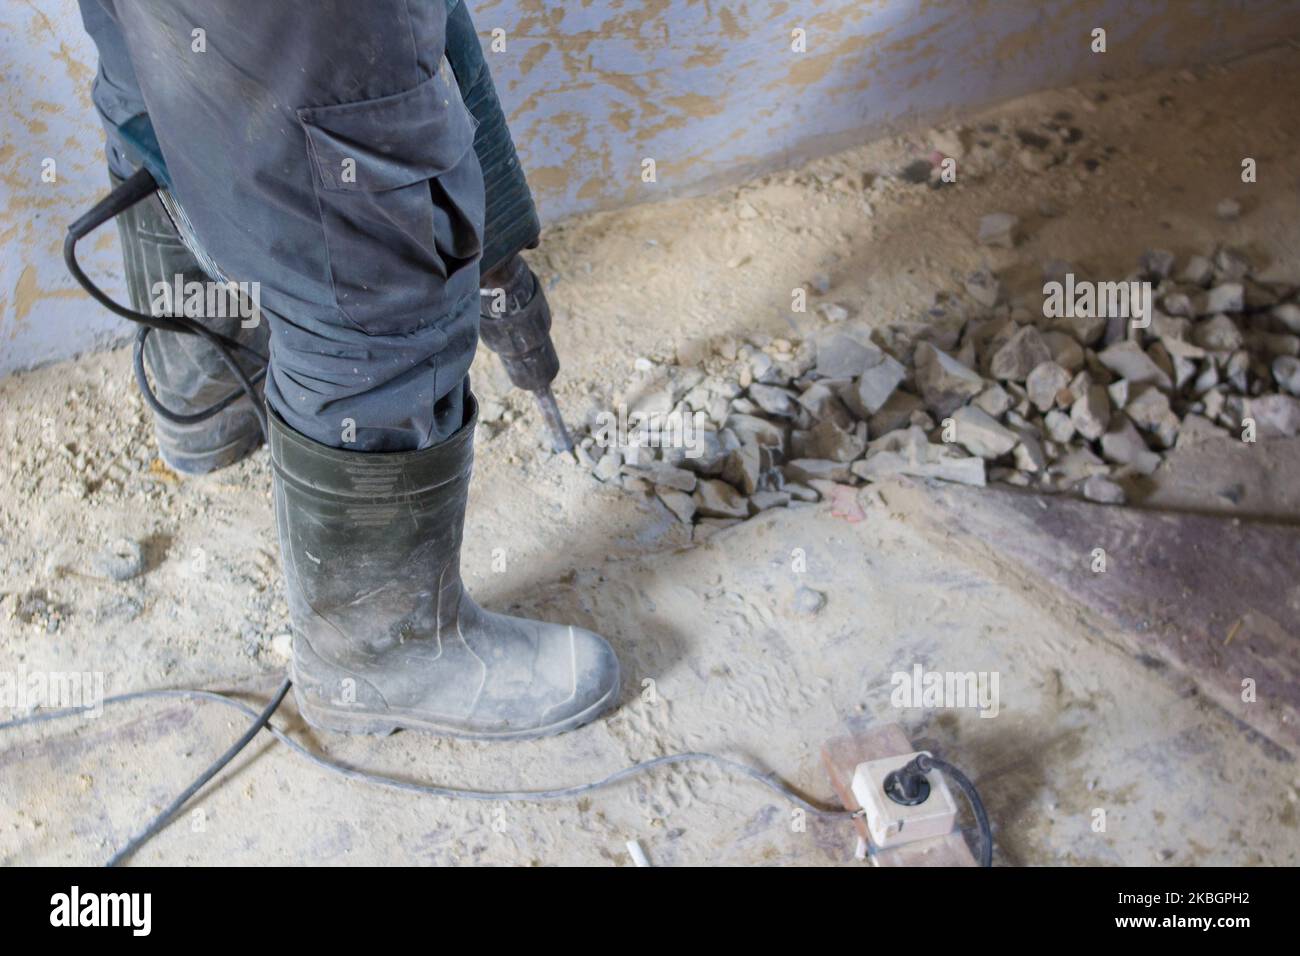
[77,0,485,451]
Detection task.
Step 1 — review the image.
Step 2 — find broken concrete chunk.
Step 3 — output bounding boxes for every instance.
[1100,414,1161,475]
[623,461,698,493]
[914,342,986,417]
[693,478,750,519]
[1081,475,1126,505]
[1204,283,1245,315]
[855,353,907,414]
[1272,302,1300,335]
[1042,330,1085,372]
[657,488,697,523]
[785,482,820,502]
[1180,255,1214,287]
[990,326,1053,383]
[868,390,926,437]
[593,448,623,483]
[814,333,881,380]
[725,413,786,450]
[1070,384,1111,441]
[950,405,1019,459]
[1106,378,1130,410]
[1193,313,1244,352]
[1025,361,1071,412]
[1273,356,1300,396]
[749,490,792,512]
[1096,340,1172,390]
[1246,394,1300,438]
[783,458,854,483]
[1044,408,1075,443]
[973,384,1012,418]
[852,447,986,487]
[721,442,762,495]
[747,383,800,418]
[803,417,867,462]
[1125,386,1180,447]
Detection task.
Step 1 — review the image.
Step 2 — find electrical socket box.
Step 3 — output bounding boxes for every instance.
[850,751,958,849]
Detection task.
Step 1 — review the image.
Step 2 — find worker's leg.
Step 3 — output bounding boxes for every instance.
[80,0,483,451]
[76,0,619,738]
[78,1,270,472]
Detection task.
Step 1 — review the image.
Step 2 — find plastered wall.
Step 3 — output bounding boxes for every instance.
[3,0,1300,375]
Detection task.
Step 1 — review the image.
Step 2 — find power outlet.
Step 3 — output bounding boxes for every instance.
[850,751,958,849]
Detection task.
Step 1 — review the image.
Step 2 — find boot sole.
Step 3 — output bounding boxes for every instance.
[292,679,620,742]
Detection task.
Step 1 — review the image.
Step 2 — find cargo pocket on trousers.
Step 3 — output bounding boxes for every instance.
[298,62,482,337]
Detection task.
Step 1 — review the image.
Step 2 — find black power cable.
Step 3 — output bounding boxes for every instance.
[887,753,993,867]
[64,167,270,439]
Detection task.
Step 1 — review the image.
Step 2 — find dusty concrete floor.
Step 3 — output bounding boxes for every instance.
[3,46,1300,866]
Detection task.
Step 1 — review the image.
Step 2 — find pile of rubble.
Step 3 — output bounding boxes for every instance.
[574,245,1300,528]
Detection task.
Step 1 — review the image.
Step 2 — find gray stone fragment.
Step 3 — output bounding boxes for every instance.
[693,478,750,518]
[1081,475,1126,504]
[785,482,820,502]
[593,447,624,483]
[1204,283,1244,314]
[856,353,907,414]
[618,457,690,491]
[1042,331,1085,372]
[950,405,1018,459]
[1272,302,1300,335]
[722,442,762,495]
[749,490,792,512]
[1273,356,1300,396]
[914,342,986,417]
[1100,414,1161,475]
[1125,386,1180,447]
[852,448,986,487]
[1193,314,1244,352]
[1096,340,1172,390]
[747,383,800,418]
[783,458,853,483]
[725,413,786,450]
[1071,385,1111,441]
[973,384,1012,418]
[814,333,880,379]
[1025,361,1070,412]
[1180,255,1214,287]
[1044,408,1075,443]
[1246,395,1300,438]
[868,391,926,436]
[803,417,867,462]
[990,326,1053,383]
[657,488,697,524]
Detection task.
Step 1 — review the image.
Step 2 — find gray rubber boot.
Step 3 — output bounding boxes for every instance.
[112,171,268,474]
[269,394,621,739]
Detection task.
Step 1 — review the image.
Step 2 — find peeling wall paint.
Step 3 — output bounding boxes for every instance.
[3,0,1300,376]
